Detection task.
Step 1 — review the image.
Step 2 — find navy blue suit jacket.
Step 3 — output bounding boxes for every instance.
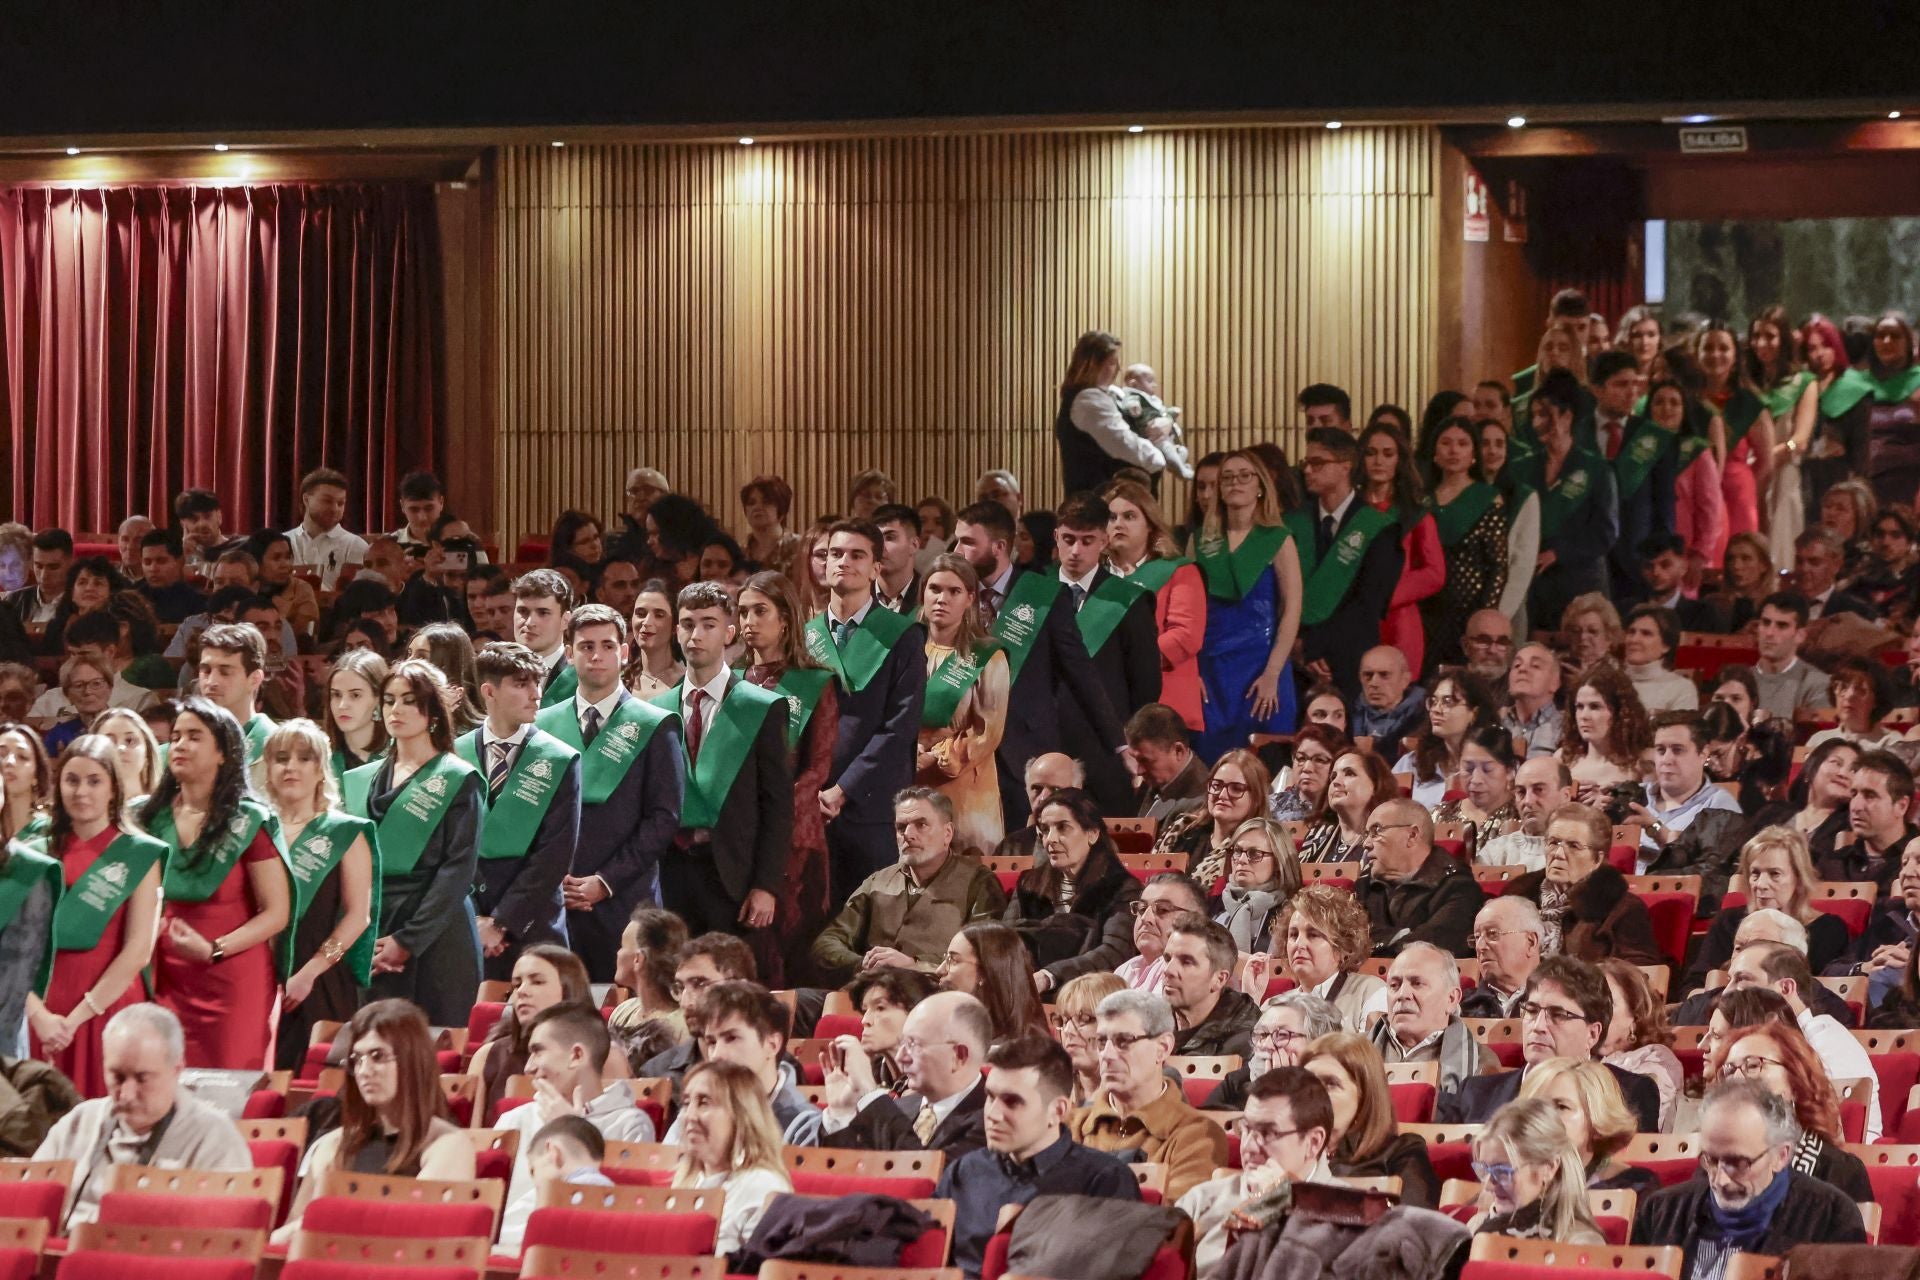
[995,569,1127,826]
[825,609,928,827]
[466,732,582,949]
[565,691,686,919]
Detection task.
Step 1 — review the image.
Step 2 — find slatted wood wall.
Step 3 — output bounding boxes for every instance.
[494,126,1438,548]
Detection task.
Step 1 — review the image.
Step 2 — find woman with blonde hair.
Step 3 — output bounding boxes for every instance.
[1241,883,1386,1032]
[1519,1057,1660,1195]
[88,707,162,801]
[1684,826,1848,993]
[1055,971,1127,1103]
[915,553,1009,855]
[1466,1096,1605,1243]
[1560,593,1623,676]
[672,1059,794,1255]
[1195,448,1302,758]
[1711,532,1778,632]
[1104,478,1207,733]
[1512,322,1592,436]
[1300,1031,1437,1207]
[1211,817,1302,954]
[256,718,377,1072]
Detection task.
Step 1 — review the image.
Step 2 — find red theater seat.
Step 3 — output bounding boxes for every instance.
[787,1171,937,1198]
[283,1266,474,1280]
[1635,891,1696,968]
[521,1207,716,1257]
[814,1014,863,1040]
[60,1259,255,1280]
[303,1198,493,1242]
[1388,1082,1435,1124]
[94,1192,272,1233]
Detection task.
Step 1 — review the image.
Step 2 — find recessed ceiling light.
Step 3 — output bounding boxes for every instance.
[550,140,565,148]
[1892,111,1904,120]
[1126,125,1145,133]
[212,143,230,152]
[739,136,755,146]
[64,147,79,156]
[1506,116,1526,129]
[1325,121,1342,130]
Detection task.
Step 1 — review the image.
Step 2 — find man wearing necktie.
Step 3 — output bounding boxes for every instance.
[1295,428,1405,701]
[797,990,992,1160]
[1054,494,1159,813]
[1590,350,1676,608]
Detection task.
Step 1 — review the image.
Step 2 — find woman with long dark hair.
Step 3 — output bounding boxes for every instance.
[1417,415,1508,675]
[1559,666,1652,802]
[1747,306,1816,563]
[277,1000,474,1242]
[1645,375,1728,573]
[1001,787,1143,997]
[45,557,125,656]
[466,944,591,1121]
[547,510,606,569]
[914,554,1008,856]
[255,718,376,1073]
[1393,669,1499,808]
[1864,311,1920,509]
[1692,322,1773,562]
[736,570,837,982]
[1055,330,1167,496]
[1798,314,1872,512]
[342,660,484,1026]
[0,723,52,843]
[1358,421,1443,676]
[140,697,291,1069]
[624,580,685,700]
[1475,417,1540,633]
[936,920,1052,1042]
[324,649,391,778]
[1195,449,1303,759]
[1104,478,1207,733]
[407,623,486,734]
[0,750,61,1054]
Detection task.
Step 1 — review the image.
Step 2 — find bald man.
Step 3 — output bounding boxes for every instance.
[808,990,992,1160]
[1462,609,1514,684]
[1476,756,1573,871]
[1354,799,1485,957]
[1351,646,1425,747]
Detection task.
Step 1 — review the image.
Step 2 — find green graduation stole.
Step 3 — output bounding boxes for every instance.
[1716,389,1765,448]
[540,661,579,709]
[770,667,834,752]
[51,829,166,952]
[1526,448,1603,543]
[1763,370,1813,422]
[1821,367,1874,419]
[651,680,781,829]
[1074,574,1149,657]
[1121,557,1186,594]
[535,695,672,806]
[244,714,275,762]
[331,750,350,785]
[986,571,1064,685]
[455,728,578,859]
[1194,524,1291,602]
[1868,366,1920,405]
[1611,419,1672,501]
[280,811,380,984]
[148,798,284,904]
[12,813,49,850]
[922,640,1003,729]
[803,603,917,695]
[1282,505,1395,627]
[342,754,476,877]
[1427,482,1501,547]
[0,843,62,995]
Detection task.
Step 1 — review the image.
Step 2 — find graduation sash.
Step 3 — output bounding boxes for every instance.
[535,696,671,806]
[1675,430,1712,471]
[1194,524,1291,602]
[540,661,579,709]
[280,811,379,984]
[1868,366,1920,405]
[342,754,475,877]
[51,830,165,952]
[1427,482,1500,547]
[1717,389,1765,448]
[1122,557,1186,594]
[770,667,834,753]
[803,603,917,695]
[148,798,284,904]
[1611,419,1672,502]
[651,681,780,830]
[12,813,49,850]
[244,713,275,762]
[1821,367,1874,420]
[922,641,1003,729]
[1528,449,1603,543]
[455,728,578,860]
[987,571,1062,685]
[0,843,61,994]
[1075,574,1149,657]
[1282,505,1395,627]
[1762,370,1813,423]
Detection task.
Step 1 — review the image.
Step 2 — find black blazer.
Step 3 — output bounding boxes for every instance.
[468,734,581,950]
[569,691,687,919]
[1082,566,1163,726]
[995,568,1127,826]
[542,657,574,698]
[1631,1169,1864,1277]
[826,611,928,828]
[833,1076,987,1162]
[702,676,796,903]
[1294,501,1406,700]
[1436,1062,1661,1133]
[1668,595,1728,633]
[1816,588,1879,622]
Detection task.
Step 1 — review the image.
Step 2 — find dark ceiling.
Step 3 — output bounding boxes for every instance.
[3,1,1914,138]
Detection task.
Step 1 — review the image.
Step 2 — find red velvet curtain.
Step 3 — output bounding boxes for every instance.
[0,182,443,534]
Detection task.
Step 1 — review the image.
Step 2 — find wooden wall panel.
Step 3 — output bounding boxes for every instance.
[493,127,1439,548]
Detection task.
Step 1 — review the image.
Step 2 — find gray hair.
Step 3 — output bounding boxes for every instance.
[1702,1078,1801,1149]
[1396,940,1460,990]
[104,1003,185,1065]
[893,785,956,824]
[1262,991,1343,1040]
[1142,872,1209,916]
[1097,989,1174,1038]
[945,993,994,1057]
[1739,908,1809,957]
[1484,895,1544,937]
[979,469,1022,495]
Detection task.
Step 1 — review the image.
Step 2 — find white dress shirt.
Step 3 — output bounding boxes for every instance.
[285,521,369,590]
[1798,1005,1881,1141]
[574,685,624,737]
[678,668,732,743]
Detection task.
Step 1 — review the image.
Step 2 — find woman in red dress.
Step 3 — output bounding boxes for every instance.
[140,697,291,1070]
[735,570,838,987]
[1694,321,1774,547]
[27,734,164,1096]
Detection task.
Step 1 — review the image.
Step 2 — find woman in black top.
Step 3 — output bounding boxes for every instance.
[1683,826,1850,996]
[1300,1031,1438,1209]
[1003,788,1143,997]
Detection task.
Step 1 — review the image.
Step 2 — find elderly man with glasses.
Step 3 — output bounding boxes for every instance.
[1354,798,1485,957]
[1459,896,1544,1018]
[1202,992,1342,1112]
[1115,873,1208,991]
[1463,609,1516,686]
[1435,955,1662,1130]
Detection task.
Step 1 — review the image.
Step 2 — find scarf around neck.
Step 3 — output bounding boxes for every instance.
[1704,1164,1792,1250]
[1218,885,1283,952]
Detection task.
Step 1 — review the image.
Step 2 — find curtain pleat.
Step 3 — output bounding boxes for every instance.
[0,182,444,534]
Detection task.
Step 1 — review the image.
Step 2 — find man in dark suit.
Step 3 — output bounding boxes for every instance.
[534,603,684,980]
[811,519,928,897]
[1052,493,1159,813]
[2,527,71,635]
[1589,350,1676,611]
[952,500,1127,832]
[802,989,990,1161]
[1435,955,1661,1132]
[871,503,926,614]
[1291,427,1404,701]
[514,568,580,707]
[1794,528,1879,621]
[1636,535,1727,632]
[655,583,793,945]
[458,641,582,980]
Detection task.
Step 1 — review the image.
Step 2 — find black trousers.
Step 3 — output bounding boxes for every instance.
[660,845,747,941]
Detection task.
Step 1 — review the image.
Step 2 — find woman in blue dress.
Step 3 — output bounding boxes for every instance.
[1195,448,1303,760]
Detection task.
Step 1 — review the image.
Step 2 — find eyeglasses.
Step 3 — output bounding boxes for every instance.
[348,1047,396,1070]
[1240,1123,1307,1144]
[1300,457,1341,471]
[1543,837,1594,855]
[1518,1001,1589,1026]
[1470,1160,1518,1185]
[1465,633,1512,649]
[1227,845,1276,864]
[670,975,718,999]
[1129,900,1190,919]
[1699,1150,1773,1179]
[66,679,110,696]
[1426,694,1466,709]
[1059,1014,1098,1034]
[1094,1032,1155,1052]
[1218,470,1263,485]
[1207,779,1250,799]
[1469,928,1532,946]
[1294,751,1334,767]
[1721,1055,1785,1081]
[1363,822,1417,841]
[897,1037,957,1056]
[1252,1029,1309,1049]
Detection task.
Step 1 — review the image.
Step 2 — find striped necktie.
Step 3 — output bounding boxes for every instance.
[486,739,513,798]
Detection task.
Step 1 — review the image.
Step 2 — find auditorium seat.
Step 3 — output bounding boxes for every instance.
[519,1251,721,1279]
[94,1191,273,1233]
[981,1230,1184,1280]
[1845,1145,1920,1246]
[0,1219,43,1280]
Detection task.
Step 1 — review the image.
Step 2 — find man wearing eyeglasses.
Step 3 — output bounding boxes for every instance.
[799,990,991,1159]
[1434,955,1660,1131]
[1163,915,1260,1058]
[1459,897,1543,1018]
[1354,799,1485,958]
[1069,989,1230,1201]
[1200,992,1342,1113]
[1291,428,1405,700]
[636,933,756,1089]
[1116,873,1208,992]
[1177,1067,1338,1279]
[1631,1080,1865,1274]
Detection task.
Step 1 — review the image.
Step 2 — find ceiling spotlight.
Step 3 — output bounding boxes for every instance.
[739,136,755,145]
[1325,121,1342,130]
[1892,111,1904,120]
[212,142,230,152]
[550,140,565,148]
[64,147,79,156]
[1127,125,1145,133]
[1506,116,1526,129]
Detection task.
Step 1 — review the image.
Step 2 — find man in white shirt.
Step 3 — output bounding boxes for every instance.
[1178,1067,1336,1280]
[391,470,445,548]
[1476,756,1574,871]
[284,466,369,590]
[1629,712,1743,875]
[805,990,990,1159]
[1751,593,1832,720]
[1724,941,1881,1140]
[497,1005,655,1209]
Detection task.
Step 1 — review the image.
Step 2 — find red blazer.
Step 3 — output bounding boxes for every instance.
[1379,510,1443,677]
[1155,561,1207,731]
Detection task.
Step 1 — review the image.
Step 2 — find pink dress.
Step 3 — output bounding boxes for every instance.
[1375,507,1444,677]
[1677,448,1729,569]
[1722,433,1760,541]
